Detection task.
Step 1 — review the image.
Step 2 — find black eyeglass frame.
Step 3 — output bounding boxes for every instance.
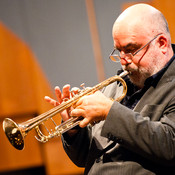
[109,33,162,62]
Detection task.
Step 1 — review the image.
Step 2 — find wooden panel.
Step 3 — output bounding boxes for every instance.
[0,22,48,172]
[0,22,84,174]
[0,22,53,118]
[0,24,36,117]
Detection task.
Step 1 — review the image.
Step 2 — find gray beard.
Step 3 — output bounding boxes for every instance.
[123,66,152,88]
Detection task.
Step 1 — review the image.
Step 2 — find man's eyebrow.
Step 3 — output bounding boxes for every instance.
[123,43,140,49]
[115,42,141,51]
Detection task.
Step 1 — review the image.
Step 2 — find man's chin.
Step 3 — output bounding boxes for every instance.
[128,73,146,88]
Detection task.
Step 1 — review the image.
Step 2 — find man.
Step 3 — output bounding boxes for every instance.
[45,3,175,174]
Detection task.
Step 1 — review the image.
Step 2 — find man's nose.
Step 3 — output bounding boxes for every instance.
[120,53,132,65]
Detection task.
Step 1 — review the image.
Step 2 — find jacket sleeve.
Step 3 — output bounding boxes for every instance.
[61,126,92,167]
[101,100,175,166]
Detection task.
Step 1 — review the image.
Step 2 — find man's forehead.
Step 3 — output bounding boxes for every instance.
[113,30,147,42]
[113,34,147,48]
[113,34,137,43]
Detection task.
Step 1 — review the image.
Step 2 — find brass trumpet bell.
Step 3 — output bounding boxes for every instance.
[3,118,25,150]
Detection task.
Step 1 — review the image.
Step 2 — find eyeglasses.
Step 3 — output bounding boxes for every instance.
[109,33,162,62]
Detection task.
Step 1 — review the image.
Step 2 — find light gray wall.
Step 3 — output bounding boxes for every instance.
[0,0,145,90]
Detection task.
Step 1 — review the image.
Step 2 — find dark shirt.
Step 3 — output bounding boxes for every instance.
[121,44,175,109]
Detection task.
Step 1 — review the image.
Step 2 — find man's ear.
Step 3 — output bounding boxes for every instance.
[158,35,168,54]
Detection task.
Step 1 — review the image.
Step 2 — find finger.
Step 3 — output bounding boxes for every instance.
[55,86,62,103]
[70,108,85,117]
[44,96,59,106]
[79,118,90,128]
[44,96,52,102]
[71,87,80,96]
[62,84,71,99]
[74,90,101,106]
[73,96,85,107]
[71,109,90,128]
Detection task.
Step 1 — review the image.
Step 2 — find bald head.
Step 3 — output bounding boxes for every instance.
[112,3,173,88]
[113,3,170,40]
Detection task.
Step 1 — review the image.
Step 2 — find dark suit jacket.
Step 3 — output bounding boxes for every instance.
[62,56,175,175]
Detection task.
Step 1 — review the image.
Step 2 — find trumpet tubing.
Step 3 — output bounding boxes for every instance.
[3,71,128,150]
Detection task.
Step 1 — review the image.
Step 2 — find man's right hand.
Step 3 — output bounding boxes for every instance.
[44,84,80,136]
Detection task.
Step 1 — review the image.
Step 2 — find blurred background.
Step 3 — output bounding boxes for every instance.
[0,0,175,174]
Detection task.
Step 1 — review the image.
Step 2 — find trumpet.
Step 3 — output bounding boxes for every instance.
[3,71,128,150]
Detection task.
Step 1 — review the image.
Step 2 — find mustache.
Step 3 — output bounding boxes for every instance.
[122,65,137,74]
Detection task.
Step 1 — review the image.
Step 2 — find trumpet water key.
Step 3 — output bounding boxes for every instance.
[3,71,129,150]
